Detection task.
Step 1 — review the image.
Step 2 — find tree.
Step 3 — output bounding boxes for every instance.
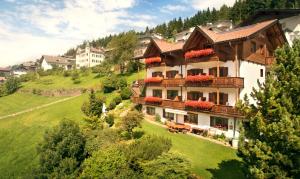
[238,40,300,178]
[121,87,132,100]
[119,110,144,139]
[81,89,105,118]
[142,152,191,179]
[102,74,118,93]
[36,120,86,178]
[4,77,20,95]
[80,146,139,178]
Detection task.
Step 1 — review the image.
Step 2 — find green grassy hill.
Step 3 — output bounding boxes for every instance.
[0,70,244,178]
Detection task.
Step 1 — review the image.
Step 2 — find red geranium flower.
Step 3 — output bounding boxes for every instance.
[184,100,214,110]
[185,75,214,82]
[144,96,162,103]
[184,48,214,59]
[145,57,161,64]
[144,77,163,83]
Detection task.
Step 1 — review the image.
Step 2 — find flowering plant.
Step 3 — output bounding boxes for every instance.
[185,75,214,82]
[144,96,162,103]
[184,48,214,59]
[144,77,163,83]
[145,57,162,64]
[184,100,214,110]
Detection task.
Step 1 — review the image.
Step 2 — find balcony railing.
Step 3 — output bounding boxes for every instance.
[138,77,244,88]
[131,97,243,117]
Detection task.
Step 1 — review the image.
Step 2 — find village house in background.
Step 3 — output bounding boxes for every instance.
[40,55,75,71]
[132,19,286,141]
[75,42,105,69]
[0,67,11,83]
[240,9,300,45]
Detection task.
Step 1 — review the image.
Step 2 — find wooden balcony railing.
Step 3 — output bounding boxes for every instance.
[138,77,244,88]
[131,97,243,117]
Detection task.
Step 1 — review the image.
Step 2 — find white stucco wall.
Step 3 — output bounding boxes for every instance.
[41,59,52,70]
[239,61,265,104]
[76,47,104,69]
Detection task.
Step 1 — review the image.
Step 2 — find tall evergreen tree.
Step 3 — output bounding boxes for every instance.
[238,40,300,178]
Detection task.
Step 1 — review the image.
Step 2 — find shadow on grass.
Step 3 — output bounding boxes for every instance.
[206,159,246,179]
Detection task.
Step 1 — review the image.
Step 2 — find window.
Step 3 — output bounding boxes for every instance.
[163,109,174,120]
[209,92,217,104]
[209,67,217,77]
[219,93,228,105]
[153,89,162,98]
[210,116,228,131]
[187,68,203,76]
[184,113,198,124]
[260,69,264,77]
[219,67,228,77]
[152,71,163,77]
[167,90,178,100]
[251,41,256,53]
[187,91,203,101]
[166,70,179,78]
[146,107,155,115]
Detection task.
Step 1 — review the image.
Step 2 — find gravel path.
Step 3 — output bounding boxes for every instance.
[0,94,81,120]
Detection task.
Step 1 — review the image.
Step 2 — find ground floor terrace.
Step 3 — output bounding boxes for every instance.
[139,103,242,140]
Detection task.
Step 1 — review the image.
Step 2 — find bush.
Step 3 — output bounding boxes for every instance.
[126,135,172,161]
[71,70,79,81]
[113,94,122,105]
[155,114,161,123]
[105,113,115,127]
[73,79,81,84]
[63,70,71,77]
[108,101,116,110]
[35,120,86,178]
[102,75,118,93]
[80,67,90,76]
[120,87,132,100]
[32,88,42,95]
[19,72,37,82]
[119,110,144,139]
[117,77,127,89]
[81,90,105,118]
[5,77,20,95]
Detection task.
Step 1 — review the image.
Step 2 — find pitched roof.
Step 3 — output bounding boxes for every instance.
[42,55,74,65]
[153,38,184,53]
[197,19,278,44]
[0,67,11,72]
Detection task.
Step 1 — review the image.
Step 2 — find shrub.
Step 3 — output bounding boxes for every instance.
[5,77,20,95]
[108,101,116,110]
[155,114,161,123]
[81,90,105,118]
[73,79,81,84]
[80,67,90,76]
[117,77,127,89]
[32,88,42,95]
[71,70,79,81]
[36,120,86,178]
[63,70,71,77]
[126,135,172,161]
[102,75,118,93]
[113,94,122,105]
[19,72,37,82]
[120,87,132,100]
[119,110,144,139]
[105,113,115,127]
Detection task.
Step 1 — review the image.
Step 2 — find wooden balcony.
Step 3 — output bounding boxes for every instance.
[138,77,244,88]
[131,97,243,117]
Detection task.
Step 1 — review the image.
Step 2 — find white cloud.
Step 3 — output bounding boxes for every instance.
[191,0,236,10]
[160,4,188,14]
[0,0,154,66]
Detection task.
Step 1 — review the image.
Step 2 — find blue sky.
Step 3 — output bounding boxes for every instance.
[0,0,235,66]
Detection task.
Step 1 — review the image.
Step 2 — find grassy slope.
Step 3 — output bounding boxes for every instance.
[0,94,87,177]
[21,71,146,90]
[0,93,64,116]
[142,121,245,179]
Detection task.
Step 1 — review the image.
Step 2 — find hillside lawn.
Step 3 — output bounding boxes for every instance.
[0,93,65,116]
[21,70,146,90]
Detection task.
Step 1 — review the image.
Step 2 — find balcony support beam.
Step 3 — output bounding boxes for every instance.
[217,88,220,105]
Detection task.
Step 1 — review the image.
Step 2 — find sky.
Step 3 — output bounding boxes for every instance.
[0,0,236,66]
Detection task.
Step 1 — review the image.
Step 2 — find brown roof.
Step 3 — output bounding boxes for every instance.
[197,19,278,44]
[42,55,74,65]
[0,67,11,72]
[153,38,184,53]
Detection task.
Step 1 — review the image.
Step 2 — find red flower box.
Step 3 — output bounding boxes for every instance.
[144,77,163,83]
[144,96,162,103]
[145,57,162,64]
[184,100,214,110]
[184,48,214,59]
[185,75,214,82]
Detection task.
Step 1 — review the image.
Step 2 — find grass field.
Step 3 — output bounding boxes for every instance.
[21,71,146,90]
[0,94,87,177]
[0,93,65,116]
[141,121,245,179]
